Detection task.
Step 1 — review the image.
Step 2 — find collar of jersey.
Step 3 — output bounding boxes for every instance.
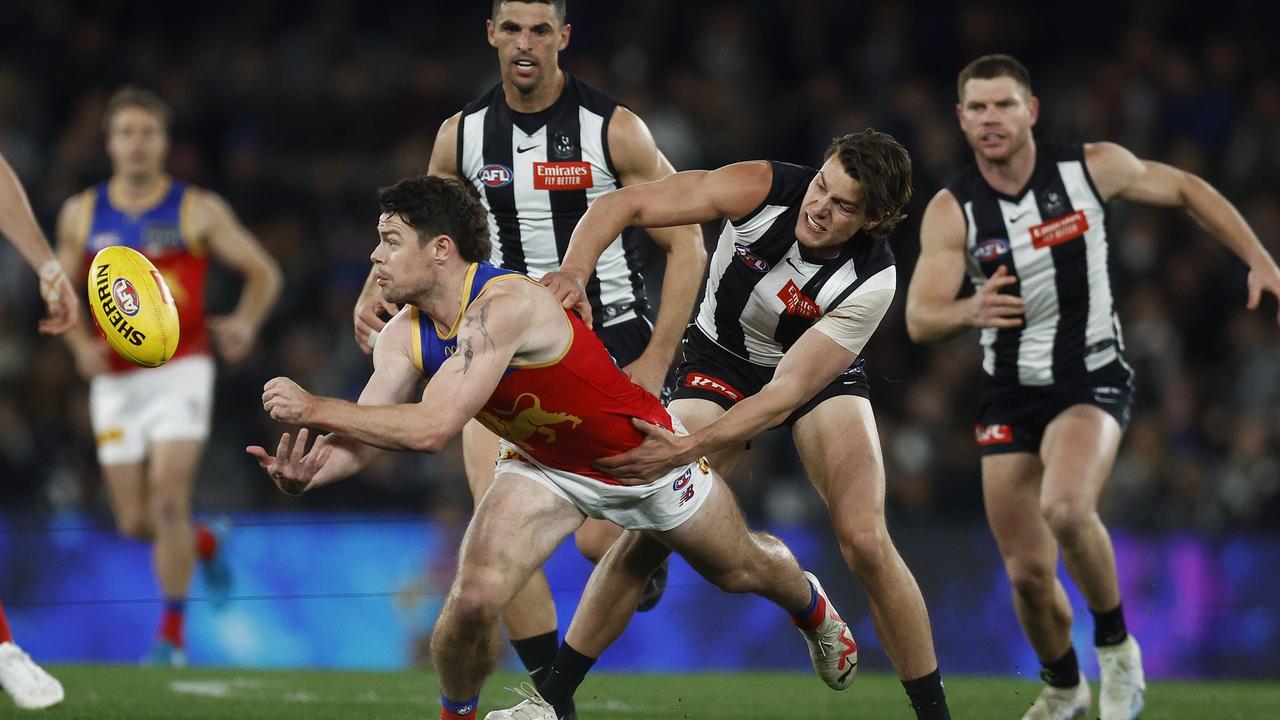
[433,262,482,340]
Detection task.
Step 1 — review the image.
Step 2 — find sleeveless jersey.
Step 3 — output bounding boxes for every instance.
[78,180,209,373]
[695,161,897,366]
[409,262,671,484]
[946,141,1129,386]
[456,73,647,325]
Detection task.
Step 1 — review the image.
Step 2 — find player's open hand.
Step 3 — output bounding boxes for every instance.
[38,272,79,336]
[1246,261,1280,326]
[353,286,399,354]
[246,428,332,496]
[209,314,256,364]
[540,271,593,328]
[595,418,692,484]
[970,265,1027,329]
[262,376,315,425]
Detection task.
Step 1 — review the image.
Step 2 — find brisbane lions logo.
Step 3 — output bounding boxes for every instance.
[111,278,141,317]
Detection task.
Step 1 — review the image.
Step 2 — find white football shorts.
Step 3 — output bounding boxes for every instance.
[494,441,715,532]
[89,355,215,465]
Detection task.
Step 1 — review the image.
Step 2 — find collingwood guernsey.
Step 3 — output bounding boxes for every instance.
[948,141,1127,386]
[457,73,646,325]
[696,161,897,366]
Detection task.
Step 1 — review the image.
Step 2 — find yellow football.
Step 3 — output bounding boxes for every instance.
[87,246,180,368]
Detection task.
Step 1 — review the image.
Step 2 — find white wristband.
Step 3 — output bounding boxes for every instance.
[38,260,67,304]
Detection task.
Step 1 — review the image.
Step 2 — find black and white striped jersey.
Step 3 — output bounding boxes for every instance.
[948,141,1128,387]
[694,161,897,367]
[456,74,646,325]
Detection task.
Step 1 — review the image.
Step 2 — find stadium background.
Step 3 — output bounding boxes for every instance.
[0,0,1277,682]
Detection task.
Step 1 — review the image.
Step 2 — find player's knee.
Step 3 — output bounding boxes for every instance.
[1006,560,1055,600]
[115,513,152,540]
[448,579,506,627]
[1040,499,1095,541]
[833,520,892,578]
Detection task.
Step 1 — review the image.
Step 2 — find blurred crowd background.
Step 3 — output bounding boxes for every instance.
[1,0,1277,535]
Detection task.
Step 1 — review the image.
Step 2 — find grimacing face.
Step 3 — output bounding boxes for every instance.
[793,155,881,252]
[106,106,169,179]
[487,2,570,96]
[371,212,435,305]
[957,76,1039,164]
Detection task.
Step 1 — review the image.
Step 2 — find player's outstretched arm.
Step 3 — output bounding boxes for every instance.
[282,288,525,453]
[545,161,774,324]
[354,113,464,353]
[197,191,283,362]
[54,193,112,377]
[604,108,707,395]
[1086,141,1280,324]
[0,152,79,334]
[906,188,1027,343]
[598,328,862,482]
[250,307,426,493]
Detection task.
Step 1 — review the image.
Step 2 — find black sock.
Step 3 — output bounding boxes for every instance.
[1092,602,1128,647]
[538,642,596,719]
[511,630,559,688]
[1040,646,1081,688]
[902,668,951,720]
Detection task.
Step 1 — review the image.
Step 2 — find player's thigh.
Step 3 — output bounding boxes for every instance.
[1038,404,1123,515]
[651,473,758,581]
[461,419,502,502]
[146,438,205,514]
[455,472,585,598]
[667,398,745,476]
[101,462,149,532]
[790,395,886,523]
[982,451,1055,564]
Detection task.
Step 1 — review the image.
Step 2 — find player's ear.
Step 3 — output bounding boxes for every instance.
[486,19,498,49]
[1027,94,1040,126]
[559,23,571,51]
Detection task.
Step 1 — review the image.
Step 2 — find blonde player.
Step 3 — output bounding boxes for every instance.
[56,87,282,665]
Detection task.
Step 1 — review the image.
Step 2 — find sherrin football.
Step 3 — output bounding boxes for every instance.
[87,246,180,367]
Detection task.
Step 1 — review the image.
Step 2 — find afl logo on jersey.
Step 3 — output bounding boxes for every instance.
[478,164,513,188]
[971,237,1011,262]
[112,278,142,317]
[734,244,770,272]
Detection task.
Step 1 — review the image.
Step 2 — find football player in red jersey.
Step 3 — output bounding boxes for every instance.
[55,87,282,665]
[251,176,855,720]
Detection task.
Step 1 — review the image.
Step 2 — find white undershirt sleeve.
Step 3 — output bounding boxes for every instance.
[811,266,896,356]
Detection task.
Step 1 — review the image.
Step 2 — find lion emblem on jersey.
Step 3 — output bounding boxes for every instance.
[477,393,582,449]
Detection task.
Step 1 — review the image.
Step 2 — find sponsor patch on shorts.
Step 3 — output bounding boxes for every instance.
[974,423,1013,446]
[683,372,743,402]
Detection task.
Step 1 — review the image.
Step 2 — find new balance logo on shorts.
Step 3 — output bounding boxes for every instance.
[975,423,1013,446]
[672,469,696,507]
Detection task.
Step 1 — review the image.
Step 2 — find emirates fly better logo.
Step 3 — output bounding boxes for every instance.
[777,279,820,319]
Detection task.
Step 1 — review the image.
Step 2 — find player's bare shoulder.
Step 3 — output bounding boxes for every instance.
[469,276,566,363]
[919,187,967,250]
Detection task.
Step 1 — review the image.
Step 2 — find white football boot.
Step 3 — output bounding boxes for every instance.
[1020,678,1091,720]
[797,571,858,690]
[0,641,65,710]
[484,683,557,720]
[1097,636,1145,720]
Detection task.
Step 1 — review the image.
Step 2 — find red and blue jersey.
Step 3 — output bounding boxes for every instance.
[409,262,672,484]
[76,179,209,373]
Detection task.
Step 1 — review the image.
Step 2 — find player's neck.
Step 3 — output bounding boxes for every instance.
[417,263,473,335]
[108,173,171,213]
[503,69,566,114]
[975,139,1036,196]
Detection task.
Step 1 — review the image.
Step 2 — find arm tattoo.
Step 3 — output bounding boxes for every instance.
[458,300,497,375]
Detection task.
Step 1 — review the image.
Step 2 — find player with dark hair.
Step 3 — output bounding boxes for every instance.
[518,129,952,720]
[56,85,283,665]
[350,0,705,702]
[906,53,1280,720]
[254,175,854,720]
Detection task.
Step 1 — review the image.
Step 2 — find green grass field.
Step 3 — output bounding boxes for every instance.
[10,666,1279,719]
